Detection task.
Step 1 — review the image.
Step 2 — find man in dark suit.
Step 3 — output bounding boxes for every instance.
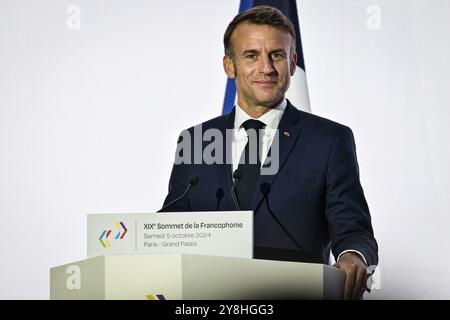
[162,6,378,300]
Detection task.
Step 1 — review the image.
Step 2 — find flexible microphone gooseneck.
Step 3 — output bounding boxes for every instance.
[230,169,242,210]
[259,182,308,256]
[215,188,224,211]
[158,175,199,212]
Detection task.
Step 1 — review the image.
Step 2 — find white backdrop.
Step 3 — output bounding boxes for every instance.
[0,0,449,299]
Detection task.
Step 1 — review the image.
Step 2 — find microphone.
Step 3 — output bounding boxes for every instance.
[215,188,224,211]
[230,169,242,210]
[259,183,308,256]
[158,175,199,212]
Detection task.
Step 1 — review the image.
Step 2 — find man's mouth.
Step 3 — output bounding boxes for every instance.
[253,80,277,85]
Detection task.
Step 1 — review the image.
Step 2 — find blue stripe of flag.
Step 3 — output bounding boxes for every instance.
[253,0,305,69]
[221,0,254,115]
[221,0,304,115]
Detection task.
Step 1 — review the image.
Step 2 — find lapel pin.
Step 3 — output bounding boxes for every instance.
[283,131,290,137]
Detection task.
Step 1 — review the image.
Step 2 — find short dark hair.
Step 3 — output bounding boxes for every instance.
[223,5,296,58]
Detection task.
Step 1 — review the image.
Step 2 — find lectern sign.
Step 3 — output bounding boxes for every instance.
[87,211,253,259]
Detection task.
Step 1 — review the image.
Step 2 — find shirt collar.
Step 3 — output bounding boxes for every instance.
[234,98,287,130]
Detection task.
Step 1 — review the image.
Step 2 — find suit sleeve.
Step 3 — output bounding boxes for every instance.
[325,126,378,266]
[160,135,191,212]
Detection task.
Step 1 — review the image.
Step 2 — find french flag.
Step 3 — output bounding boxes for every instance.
[222,0,311,114]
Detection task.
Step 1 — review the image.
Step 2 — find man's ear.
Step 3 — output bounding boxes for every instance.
[290,51,297,76]
[223,55,236,78]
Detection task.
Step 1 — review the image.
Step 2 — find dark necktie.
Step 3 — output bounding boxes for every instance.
[235,119,266,210]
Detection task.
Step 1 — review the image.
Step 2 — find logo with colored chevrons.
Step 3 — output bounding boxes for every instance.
[99,221,128,248]
[145,294,166,300]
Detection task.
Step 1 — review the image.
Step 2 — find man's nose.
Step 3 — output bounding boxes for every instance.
[258,55,276,75]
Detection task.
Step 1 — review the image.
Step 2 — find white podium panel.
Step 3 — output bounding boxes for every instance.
[87,211,253,259]
[50,254,345,300]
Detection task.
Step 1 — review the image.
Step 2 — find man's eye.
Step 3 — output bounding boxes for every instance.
[271,53,285,60]
[245,54,257,60]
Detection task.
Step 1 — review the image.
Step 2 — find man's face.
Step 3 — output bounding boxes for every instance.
[224,22,297,109]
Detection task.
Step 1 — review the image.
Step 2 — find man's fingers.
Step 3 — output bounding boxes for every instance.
[342,265,356,300]
[335,253,370,300]
[352,267,367,300]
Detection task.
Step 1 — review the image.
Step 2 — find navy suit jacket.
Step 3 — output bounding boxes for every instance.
[162,101,378,266]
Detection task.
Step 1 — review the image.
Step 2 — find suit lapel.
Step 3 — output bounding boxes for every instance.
[250,101,303,210]
[216,107,235,207]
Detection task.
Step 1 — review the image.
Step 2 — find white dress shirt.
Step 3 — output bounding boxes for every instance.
[231,99,368,266]
[232,99,287,174]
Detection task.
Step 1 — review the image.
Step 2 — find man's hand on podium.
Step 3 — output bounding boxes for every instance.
[334,252,368,300]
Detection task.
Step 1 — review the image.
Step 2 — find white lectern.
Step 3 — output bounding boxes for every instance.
[50,254,344,300]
